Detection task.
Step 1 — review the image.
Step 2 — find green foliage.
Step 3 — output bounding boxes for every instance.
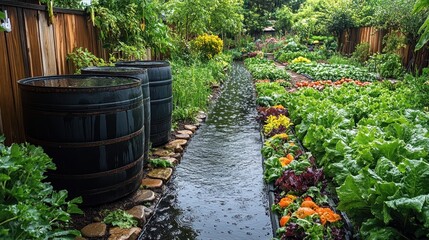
[53,0,85,9]
[289,62,377,81]
[325,3,355,37]
[276,51,324,63]
[275,5,293,35]
[166,0,244,40]
[191,34,224,60]
[103,210,137,229]
[91,0,170,56]
[414,0,429,50]
[404,68,429,108]
[280,81,429,238]
[149,158,173,168]
[366,53,404,79]
[244,57,291,81]
[352,42,371,63]
[382,31,406,54]
[0,11,5,32]
[327,54,360,66]
[66,47,113,74]
[372,0,427,48]
[172,53,232,122]
[0,137,83,239]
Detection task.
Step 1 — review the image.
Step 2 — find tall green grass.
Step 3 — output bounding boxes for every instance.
[171,53,231,122]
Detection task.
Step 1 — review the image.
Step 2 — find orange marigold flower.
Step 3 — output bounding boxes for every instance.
[301,200,319,210]
[278,196,294,208]
[295,207,316,219]
[316,207,341,225]
[279,215,290,227]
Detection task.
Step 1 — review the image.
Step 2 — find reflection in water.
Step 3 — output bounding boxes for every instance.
[142,63,272,240]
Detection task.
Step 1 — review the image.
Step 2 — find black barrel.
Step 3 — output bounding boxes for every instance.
[115,61,172,147]
[81,66,150,162]
[18,75,144,206]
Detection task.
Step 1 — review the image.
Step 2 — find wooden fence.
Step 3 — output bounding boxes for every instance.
[339,26,429,70]
[0,1,107,144]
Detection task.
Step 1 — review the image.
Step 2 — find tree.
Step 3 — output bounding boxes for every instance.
[274,5,293,35]
[165,0,244,40]
[91,0,170,58]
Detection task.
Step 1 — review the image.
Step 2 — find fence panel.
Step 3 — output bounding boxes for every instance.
[0,2,108,144]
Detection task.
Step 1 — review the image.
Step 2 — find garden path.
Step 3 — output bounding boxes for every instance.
[141,63,272,240]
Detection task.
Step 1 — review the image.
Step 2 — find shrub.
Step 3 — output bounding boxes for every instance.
[366,53,404,79]
[352,42,371,63]
[327,54,360,66]
[404,67,429,108]
[291,56,311,64]
[191,34,223,60]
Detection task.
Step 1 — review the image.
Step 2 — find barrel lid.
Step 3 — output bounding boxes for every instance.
[18,75,141,91]
[115,60,170,68]
[81,66,147,75]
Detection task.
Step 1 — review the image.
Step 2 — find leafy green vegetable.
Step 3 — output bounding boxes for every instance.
[149,158,173,168]
[0,137,82,239]
[288,62,377,81]
[103,210,138,229]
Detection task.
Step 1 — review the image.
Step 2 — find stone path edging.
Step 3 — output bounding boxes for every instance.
[78,111,207,239]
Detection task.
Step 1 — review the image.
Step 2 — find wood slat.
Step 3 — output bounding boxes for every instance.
[75,14,91,50]
[24,9,43,77]
[53,13,68,74]
[3,6,26,143]
[64,13,78,73]
[0,32,15,144]
[38,10,58,75]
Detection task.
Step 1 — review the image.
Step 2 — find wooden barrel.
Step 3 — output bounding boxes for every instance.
[18,75,144,206]
[81,66,150,162]
[115,61,172,147]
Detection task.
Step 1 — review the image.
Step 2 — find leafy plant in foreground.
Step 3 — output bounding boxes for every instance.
[0,136,82,239]
[149,158,173,168]
[103,209,138,229]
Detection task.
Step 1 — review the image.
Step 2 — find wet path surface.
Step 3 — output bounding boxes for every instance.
[142,63,272,240]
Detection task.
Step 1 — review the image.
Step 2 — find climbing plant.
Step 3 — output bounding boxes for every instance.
[0,11,5,32]
[89,0,170,59]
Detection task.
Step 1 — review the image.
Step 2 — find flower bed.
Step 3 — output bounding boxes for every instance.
[256,104,351,239]
[255,78,429,239]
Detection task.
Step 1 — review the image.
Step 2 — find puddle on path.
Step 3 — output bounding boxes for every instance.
[141,63,272,240]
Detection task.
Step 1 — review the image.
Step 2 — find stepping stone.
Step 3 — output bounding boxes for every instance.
[177,130,193,135]
[147,168,173,181]
[141,178,163,189]
[160,157,178,165]
[172,153,182,159]
[195,118,204,123]
[81,222,107,238]
[166,139,188,147]
[174,145,184,153]
[152,149,174,157]
[126,205,147,224]
[184,124,197,132]
[108,227,141,240]
[144,207,154,218]
[134,190,156,203]
[197,112,207,119]
[175,133,190,140]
